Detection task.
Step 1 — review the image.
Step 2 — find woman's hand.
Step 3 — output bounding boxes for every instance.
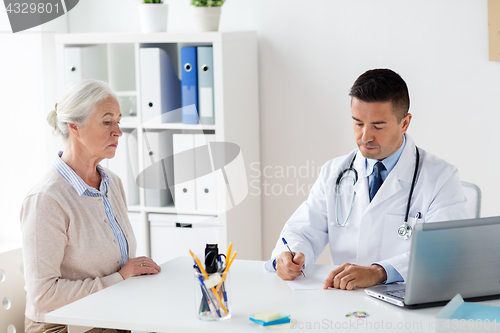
[118,256,162,280]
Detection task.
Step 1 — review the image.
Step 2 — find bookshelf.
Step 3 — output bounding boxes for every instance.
[54,31,262,261]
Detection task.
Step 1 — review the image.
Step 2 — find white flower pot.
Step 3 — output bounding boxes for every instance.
[139,4,168,33]
[192,6,221,32]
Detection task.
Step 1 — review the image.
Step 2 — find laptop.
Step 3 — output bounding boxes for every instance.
[365,216,500,309]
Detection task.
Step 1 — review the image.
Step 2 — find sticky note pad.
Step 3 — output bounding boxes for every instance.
[253,310,281,322]
[204,273,222,289]
[450,303,500,321]
[249,317,291,327]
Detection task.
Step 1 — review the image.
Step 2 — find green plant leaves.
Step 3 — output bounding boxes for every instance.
[191,0,225,7]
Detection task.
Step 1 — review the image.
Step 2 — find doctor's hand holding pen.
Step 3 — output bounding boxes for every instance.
[276,251,306,280]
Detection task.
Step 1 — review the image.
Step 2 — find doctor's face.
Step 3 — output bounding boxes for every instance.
[351,97,411,161]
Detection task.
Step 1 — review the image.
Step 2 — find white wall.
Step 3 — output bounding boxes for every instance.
[248,0,500,262]
[0,33,60,246]
[0,7,65,247]
[2,0,499,263]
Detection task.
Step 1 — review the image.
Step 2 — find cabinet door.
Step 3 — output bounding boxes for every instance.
[149,214,221,265]
[173,134,196,210]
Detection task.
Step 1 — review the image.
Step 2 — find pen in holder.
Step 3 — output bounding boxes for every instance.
[193,269,231,321]
[190,245,236,321]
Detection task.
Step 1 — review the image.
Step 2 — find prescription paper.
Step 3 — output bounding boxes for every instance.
[286,274,328,291]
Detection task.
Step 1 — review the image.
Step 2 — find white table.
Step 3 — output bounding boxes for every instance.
[45,257,500,332]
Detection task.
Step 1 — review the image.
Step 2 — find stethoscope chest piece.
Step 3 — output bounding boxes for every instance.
[398,222,412,240]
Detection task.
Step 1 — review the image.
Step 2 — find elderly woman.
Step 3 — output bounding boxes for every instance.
[20,79,161,333]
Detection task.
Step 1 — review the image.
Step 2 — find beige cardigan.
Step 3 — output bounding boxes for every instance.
[20,167,136,323]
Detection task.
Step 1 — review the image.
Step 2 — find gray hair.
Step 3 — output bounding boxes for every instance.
[47,79,117,139]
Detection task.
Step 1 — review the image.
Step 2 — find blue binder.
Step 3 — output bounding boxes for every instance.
[181,46,199,124]
[197,46,215,125]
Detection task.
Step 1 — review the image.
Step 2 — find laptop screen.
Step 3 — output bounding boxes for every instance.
[405,216,500,305]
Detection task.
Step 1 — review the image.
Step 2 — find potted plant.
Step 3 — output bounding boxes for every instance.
[138,0,168,33]
[191,0,225,32]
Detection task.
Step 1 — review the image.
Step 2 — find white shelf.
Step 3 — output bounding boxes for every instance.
[115,90,137,96]
[118,118,139,129]
[142,205,217,216]
[55,31,257,45]
[128,205,216,216]
[127,205,142,212]
[119,122,216,130]
[55,31,261,261]
[142,122,216,130]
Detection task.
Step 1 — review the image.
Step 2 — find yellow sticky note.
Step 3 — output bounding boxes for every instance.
[204,273,222,289]
[254,310,280,322]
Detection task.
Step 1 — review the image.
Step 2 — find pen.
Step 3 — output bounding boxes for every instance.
[189,250,228,315]
[193,264,216,315]
[192,260,219,316]
[191,255,222,317]
[282,237,306,278]
[415,212,421,219]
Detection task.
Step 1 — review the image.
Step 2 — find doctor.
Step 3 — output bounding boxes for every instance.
[265,69,467,290]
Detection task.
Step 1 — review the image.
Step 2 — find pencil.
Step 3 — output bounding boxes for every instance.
[189,250,228,315]
[226,243,233,267]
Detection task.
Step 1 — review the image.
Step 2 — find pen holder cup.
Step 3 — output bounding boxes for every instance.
[194,271,231,321]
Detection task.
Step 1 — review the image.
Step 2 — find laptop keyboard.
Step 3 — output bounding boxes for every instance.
[386,290,406,299]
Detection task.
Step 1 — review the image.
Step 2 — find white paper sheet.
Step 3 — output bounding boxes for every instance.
[287,274,328,291]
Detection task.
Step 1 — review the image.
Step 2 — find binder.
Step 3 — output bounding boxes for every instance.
[197,46,215,125]
[142,130,174,207]
[107,131,140,206]
[180,46,199,124]
[173,134,196,210]
[139,48,182,123]
[194,134,217,211]
[64,45,108,87]
[124,132,140,206]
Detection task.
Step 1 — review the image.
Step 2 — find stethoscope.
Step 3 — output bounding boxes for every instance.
[334,146,420,240]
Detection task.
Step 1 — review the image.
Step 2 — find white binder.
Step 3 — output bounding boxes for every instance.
[107,131,140,206]
[197,46,215,124]
[142,130,174,207]
[194,134,217,211]
[173,134,196,210]
[139,48,182,124]
[64,45,108,87]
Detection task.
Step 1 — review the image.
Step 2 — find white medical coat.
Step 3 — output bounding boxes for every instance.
[265,135,467,281]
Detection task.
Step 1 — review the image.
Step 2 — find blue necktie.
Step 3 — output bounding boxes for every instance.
[369,161,386,201]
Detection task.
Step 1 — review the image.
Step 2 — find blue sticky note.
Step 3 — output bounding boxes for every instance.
[249,317,291,326]
[450,303,500,321]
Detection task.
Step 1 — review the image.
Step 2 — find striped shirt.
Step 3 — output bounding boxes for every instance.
[53,152,129,268]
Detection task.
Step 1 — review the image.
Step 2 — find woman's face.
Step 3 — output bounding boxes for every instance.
[74,96,122,161]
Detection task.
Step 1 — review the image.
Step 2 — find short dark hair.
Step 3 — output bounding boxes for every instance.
[349,69,410,123]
